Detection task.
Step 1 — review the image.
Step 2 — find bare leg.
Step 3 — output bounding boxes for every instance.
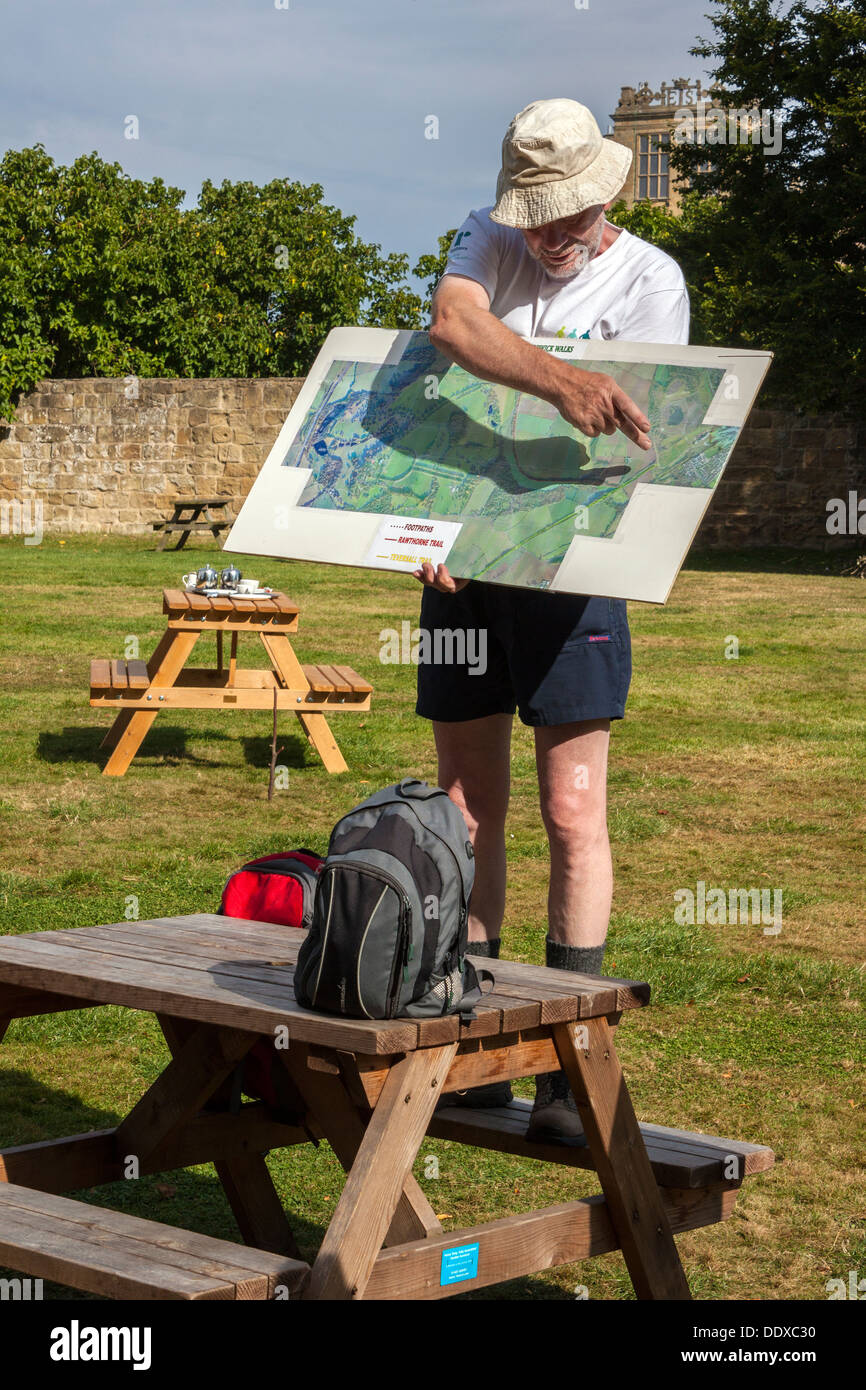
[433,713,513,945]
[534,719,612,948]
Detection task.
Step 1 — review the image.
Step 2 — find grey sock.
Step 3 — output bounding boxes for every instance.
[545,938,605,975]
[541,938,605,1101]
[467,938,500,959]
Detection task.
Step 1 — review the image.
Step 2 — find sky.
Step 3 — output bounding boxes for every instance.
[2,0,720,283]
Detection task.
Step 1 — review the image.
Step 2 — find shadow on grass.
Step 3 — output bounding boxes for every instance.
[0,1066,326,1299]
[37,724,199,768]
[35,724,315,772]
[0,1064,119,1146]
[239,733,317,771]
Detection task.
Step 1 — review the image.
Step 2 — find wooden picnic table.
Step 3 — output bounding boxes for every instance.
[0,915,773,1300]
[152,497,233,550]
[89,589,372,776]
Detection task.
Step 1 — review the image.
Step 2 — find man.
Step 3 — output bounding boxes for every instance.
[413,98,690,1142]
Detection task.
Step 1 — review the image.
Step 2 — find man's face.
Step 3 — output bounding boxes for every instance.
[521,204,607,280]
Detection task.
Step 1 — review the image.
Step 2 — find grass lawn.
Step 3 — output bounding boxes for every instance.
[0,534,863,1301]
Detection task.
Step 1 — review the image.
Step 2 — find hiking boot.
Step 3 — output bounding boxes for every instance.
[436,1080,514,1110]
[526,1070,586,1145]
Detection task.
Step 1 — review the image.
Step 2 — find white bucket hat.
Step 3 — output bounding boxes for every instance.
[490,98,632,229]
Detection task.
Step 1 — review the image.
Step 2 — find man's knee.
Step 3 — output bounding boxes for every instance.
[540,789,608,859]
[440,773,508,840]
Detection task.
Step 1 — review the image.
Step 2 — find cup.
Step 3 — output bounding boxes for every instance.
[182,573,198,590]
[236,579,261,594]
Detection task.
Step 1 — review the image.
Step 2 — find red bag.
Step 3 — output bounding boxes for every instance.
[218,850,324,1108]
[219,850,323,928]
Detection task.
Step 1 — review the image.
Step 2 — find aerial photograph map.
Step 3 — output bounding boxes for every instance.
[280,334,738,590]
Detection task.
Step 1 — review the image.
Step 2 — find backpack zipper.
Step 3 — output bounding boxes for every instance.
[347,863,413,1018]
[316,861,413,1018]
[308,870,335,1008]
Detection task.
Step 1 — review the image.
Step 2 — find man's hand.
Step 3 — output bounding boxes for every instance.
[413,562,470,593]
[552,368,652,451]
[430,278,653,452]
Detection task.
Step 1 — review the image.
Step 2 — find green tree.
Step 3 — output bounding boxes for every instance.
[666,0,866,412]
[412,229,457,318]
[0,146,423,420]
[606,193,726,348]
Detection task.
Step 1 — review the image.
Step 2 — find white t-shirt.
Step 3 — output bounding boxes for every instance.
[440,206,690,345]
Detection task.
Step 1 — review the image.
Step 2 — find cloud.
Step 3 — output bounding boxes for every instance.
[2,0,714,274]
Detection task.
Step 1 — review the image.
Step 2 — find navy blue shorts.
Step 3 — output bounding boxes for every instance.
[415,583,632,727]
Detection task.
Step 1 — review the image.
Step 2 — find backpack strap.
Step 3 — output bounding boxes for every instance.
[455,961,494,1021]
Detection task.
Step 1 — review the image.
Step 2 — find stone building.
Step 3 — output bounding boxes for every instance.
[606,78,713,212]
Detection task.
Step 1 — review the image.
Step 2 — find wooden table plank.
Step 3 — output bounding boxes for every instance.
[305,1043,459,1299]
[316,663,353,694]
[0,1206,238,1300]
[331,665,373,695]
[60,925,305,992]
[90,659,112,691]
[109,659,128,690]
[162,589,190,612]
[0,1111,309,1195]
[0,932,416,1052]
[477,956,647,1017]
[0,1185,302,1296]
[75,919,304,965]
[271,594,300,616]
[553,1016,691,1299]
[363,1187,738,1300]
[303,664,333,694]
[467,975,580,1025]
[281,1046,442,1247]
[185,591,212,614]
[126,659,150,689]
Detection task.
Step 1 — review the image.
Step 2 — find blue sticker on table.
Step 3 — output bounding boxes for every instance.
[440,1242,479,1286]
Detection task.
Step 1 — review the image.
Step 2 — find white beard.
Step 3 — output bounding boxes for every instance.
[540,244,592,280]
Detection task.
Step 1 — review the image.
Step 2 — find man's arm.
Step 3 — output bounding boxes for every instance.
[429,274,652,451]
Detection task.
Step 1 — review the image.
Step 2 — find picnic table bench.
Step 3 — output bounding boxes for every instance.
[89,589,372,776]
[0,915,774,1301]
[152,497,233,550]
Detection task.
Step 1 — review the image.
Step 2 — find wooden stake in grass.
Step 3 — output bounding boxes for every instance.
[267,688,284,800]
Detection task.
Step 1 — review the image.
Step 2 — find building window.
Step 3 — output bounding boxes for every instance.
[637,133,669,201]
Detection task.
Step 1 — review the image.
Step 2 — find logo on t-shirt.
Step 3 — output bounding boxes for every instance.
[556,326,591,340]
[450,230,472,256]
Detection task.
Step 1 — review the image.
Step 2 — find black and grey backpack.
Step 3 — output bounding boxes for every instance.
[294,779,489,1020]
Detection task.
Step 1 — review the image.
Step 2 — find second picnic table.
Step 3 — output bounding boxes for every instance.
[152,497,233,550]
[89,588,372,776]
[0,914,774,1300]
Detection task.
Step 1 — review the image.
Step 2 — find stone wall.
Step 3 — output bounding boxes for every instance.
[0,377,863,548]
[697,407,864,548]
[0,378,303,536]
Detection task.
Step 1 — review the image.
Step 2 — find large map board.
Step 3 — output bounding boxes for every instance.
[225,328,772,603]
